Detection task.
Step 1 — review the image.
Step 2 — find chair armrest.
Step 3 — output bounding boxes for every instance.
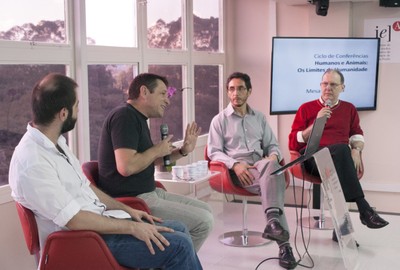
[208,161,231,193]
[40,230,130,270]
[116,197,151,214]
[156,181,166,190]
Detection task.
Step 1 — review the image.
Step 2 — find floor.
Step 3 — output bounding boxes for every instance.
[197,194,400,270]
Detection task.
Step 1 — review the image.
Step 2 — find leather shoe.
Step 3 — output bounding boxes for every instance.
[360,209,389,229]
[279,245,297,269]
[332,231,359,247]
[262,220,289,242]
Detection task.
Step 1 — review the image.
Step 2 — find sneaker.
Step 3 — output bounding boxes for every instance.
[262,220,289,242]
[279,245,297,269]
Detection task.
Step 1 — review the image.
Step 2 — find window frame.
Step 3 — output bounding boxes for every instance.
[0,0,226,197]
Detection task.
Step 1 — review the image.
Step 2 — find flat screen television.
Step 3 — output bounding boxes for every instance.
[270,37,380,115]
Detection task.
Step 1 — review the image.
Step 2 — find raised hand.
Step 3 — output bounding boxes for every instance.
[181,122,201,154]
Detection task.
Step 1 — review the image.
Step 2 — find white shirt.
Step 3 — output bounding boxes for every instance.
[9,123,129,251]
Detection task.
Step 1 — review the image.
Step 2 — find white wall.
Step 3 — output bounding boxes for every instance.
[276,1,400,213]
[229,0,400,213]
[0,198,36,270]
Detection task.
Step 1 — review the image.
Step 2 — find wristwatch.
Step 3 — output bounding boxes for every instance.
[179,147,188,156]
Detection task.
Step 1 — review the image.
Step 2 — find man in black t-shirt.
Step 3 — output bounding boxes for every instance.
[98,73,214,252]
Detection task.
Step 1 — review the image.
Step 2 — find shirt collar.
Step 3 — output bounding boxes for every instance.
[319,97,339,107]
[26,122,66,151]
[225,102,255,116]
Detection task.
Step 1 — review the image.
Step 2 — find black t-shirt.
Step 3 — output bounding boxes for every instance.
[97,103,156,197]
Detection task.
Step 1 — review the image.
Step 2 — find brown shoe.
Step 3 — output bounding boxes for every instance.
[279,245,297,269]
[262,220,289,242]
[360,209,389,229]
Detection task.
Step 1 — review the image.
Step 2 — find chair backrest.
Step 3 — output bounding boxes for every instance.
[81,160,99,186]
[15,202,41,262]
[15,163,138,270]
[81,160,165,214]
[15,199,134,270]
[82,160,167,191]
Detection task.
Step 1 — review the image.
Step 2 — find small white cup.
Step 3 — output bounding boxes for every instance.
[197,160,209,177]
[171,166,184,180]
[185,164,197,180]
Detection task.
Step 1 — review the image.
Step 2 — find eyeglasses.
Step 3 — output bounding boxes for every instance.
[320,82,342,88]
[227,86,247,93]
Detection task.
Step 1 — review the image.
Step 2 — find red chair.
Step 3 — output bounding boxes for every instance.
[15,161,167,270]
[15,201,134,270]
[289,150,363,229]
[205,146,290,247]
[81,160,166,213]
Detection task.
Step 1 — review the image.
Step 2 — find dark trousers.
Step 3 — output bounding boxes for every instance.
[302,143,365,205]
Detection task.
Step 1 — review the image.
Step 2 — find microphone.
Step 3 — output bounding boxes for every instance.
[160,124,171,166]
[325,99,332,108]
[322,99,332,122]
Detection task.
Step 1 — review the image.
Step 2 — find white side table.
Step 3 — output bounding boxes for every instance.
[155,171,219,199]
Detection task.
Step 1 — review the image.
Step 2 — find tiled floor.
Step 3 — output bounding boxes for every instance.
[198,195,399,270]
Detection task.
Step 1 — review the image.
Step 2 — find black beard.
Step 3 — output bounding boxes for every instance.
[61,113,77,134]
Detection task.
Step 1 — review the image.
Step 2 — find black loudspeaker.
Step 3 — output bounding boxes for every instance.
[379,0,400,7]
[315,0,329,16]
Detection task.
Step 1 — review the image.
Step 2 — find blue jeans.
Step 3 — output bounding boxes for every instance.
[101,220,202,269]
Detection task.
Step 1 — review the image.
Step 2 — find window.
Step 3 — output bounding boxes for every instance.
[194,65,220,134]
[193,0,221,52]
[0,0,225,187]
[88,64,137,159]
[86,0,137,47]
[0,0,66,43]
[0,65,66,186]
[148,65,184,143]
[147,0,183,49]
[0,0,70,187]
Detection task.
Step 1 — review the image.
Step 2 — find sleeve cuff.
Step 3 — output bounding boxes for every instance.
[297,131,305,143]
[53,200,81,227]
[349,134,364,144]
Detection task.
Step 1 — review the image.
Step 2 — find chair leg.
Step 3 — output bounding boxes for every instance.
[300,186,333,230]
[313,184,321,209]
[218,197,271,247]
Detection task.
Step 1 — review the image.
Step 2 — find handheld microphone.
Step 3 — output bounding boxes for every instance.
[160,124,171,166]
[325,99,332,108]
[323,99,332,122]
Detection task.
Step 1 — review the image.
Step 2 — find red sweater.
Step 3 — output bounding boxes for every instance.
[289,99,363,152]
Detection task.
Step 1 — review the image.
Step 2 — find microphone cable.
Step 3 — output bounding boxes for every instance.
[291,165,315,269]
